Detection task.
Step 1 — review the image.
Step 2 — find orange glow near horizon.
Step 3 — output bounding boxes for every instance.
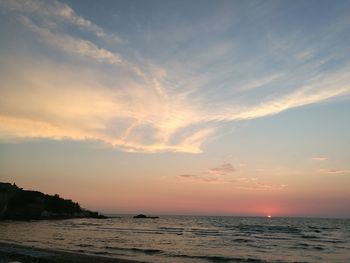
[4,175,349,218]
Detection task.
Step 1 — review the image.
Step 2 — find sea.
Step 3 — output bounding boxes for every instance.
[0,216,349,263]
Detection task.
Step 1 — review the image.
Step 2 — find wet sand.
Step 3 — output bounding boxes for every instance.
[0,242,145,263]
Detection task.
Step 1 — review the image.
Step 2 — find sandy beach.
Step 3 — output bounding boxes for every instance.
[0,242,145,263]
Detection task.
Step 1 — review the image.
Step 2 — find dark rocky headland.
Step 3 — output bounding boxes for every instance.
[0,182,106,220]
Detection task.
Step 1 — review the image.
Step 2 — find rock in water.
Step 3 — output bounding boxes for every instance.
[133,214,159,219]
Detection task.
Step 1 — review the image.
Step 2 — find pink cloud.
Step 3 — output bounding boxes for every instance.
[319,169,349,175]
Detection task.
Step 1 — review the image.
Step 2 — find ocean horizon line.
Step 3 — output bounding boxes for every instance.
[103,213,350,220]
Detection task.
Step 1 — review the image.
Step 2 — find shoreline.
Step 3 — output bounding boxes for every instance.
[0,242,146,263]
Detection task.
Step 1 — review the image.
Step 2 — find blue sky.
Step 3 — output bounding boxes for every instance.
[0,0,349,217]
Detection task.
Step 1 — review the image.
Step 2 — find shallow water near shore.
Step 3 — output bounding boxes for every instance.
[1,216,349,262]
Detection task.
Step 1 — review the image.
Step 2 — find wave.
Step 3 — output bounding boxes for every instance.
[98,226,182,234]
[105,246,163,255]
[301,234,318,239]
[292,243,325,251]
[172,254,275,263]
[237,224,301,234]
[232,238,252,243]
[77,243,93,247]
[93,251,111,255]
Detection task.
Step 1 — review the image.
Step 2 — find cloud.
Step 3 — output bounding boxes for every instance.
[233,182,288,191]
[209,163,236,175]
[0,0,123,43]
[319,169,349,175]
[0,0,350,153]
[177,127,217,153]
[0,57,205,153]
[312,156,328,161]
[217,74,350,122]
[178,174,219,183]
[178,163,236,182]
[18,15,122,65]
[238,73,282,92]
[178,174,197,178]
[177,163,286,190]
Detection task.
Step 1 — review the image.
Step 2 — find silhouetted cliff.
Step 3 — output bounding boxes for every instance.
[0,182,106,220]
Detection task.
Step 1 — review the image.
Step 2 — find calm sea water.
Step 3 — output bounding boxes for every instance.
[0,216,349,262]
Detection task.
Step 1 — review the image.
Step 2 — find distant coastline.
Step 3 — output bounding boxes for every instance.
[0,182,106,220]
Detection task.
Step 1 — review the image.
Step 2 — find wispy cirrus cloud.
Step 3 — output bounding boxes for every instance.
[214,73,350,122]
[18,15,122,65]
[0,0,123,42]
[237,73,282,92]
[0,0,350,153]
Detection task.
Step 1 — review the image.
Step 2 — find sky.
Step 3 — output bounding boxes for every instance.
[0,0,349,218]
